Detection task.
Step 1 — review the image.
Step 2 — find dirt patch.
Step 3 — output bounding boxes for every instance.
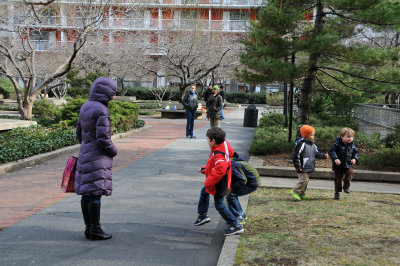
[260,153,399,171]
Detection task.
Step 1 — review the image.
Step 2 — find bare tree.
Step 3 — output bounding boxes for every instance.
[0,1,109,120]
[139,29,233,102]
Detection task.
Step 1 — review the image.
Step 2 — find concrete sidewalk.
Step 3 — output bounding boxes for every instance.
[0,106,258,266]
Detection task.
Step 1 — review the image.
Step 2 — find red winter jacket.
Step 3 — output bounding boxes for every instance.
[202,140,234,195]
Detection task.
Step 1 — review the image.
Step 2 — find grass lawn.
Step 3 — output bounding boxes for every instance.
[235,188,400,265]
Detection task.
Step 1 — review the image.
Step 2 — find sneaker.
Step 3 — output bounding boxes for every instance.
[238,213,247,224]
[334,192,340,200]
[299,195,308,200]
[194,215,210,226]
[290,190,301,201]
[224,224,244,236]
[190,136,197,138]
[343,188,350,194]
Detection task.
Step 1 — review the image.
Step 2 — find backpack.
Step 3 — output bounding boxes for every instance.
[213,150,230,197]
[231,152,260,193]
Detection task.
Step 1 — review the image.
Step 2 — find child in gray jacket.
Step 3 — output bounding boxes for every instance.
[290,125,327,200]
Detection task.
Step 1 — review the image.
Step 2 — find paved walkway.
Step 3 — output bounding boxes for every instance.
[0,107,257,266]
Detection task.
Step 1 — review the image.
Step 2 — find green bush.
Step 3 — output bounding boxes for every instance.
[60,98,87,126]
[250,118,385,156]
[266,93,284,106]
[0,77,16,99]
[359,144,400,170]
[385,124,400,148]
[0,104,18,111]
[258,112,285,128]
[249,126,296,155]
[125,87,180,101]
[226,92,266,104]
[33,99,62,126]
[109,101,140,133]
[0,125,77,164]
[135,119,145,128]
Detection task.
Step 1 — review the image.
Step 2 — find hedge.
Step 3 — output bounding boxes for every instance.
[0,125,77,164]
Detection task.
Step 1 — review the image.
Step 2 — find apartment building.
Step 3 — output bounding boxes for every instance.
[1,0,266,90]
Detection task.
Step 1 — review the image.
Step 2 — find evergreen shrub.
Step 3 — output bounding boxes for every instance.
[385,124,400,148]
[0,77,15,99]
[33,99,62,126]
[0,125,77,164]
[125,87,179,101]
[359,145,400,170]
[266,93,284,106]
[60,98,87,126]
[226,92,266,104]
[109,101,139,133]
[258,112,285,128]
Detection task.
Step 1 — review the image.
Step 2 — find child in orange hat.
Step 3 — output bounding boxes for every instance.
[290,125,328,200]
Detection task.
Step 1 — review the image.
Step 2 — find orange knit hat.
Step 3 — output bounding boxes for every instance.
[300,125,315,138]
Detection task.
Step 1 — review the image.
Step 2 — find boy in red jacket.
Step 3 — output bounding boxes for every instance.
[194,127,244,236]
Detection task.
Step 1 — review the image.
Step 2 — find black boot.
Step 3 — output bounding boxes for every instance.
[80,201,90,239]
[88,202,112,240]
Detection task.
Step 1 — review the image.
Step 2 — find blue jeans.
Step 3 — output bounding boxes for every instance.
[185,109,196,137]
[197,187,238,226]
[226,186,258,217]
[220,103,225,119]
[81,195,101,204]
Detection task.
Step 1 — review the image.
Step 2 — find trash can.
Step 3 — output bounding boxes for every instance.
[243,104,258,127]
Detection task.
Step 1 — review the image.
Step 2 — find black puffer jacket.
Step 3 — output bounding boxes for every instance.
[328,137,358,169]
[293,139,326,173]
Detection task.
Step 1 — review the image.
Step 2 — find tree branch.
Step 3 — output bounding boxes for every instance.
[318,69,369,91]
[318,66,400,84]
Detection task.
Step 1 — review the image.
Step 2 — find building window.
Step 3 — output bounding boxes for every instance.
[229,11,249,31]
[229,11,249,21]
[181,10,200,28]
[30,30,50,51]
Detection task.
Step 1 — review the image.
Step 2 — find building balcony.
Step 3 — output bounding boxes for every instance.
[18,16,250,33]
[32,0,263,7]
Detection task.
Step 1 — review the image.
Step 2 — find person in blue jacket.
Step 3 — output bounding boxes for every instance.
[328,127,358,200]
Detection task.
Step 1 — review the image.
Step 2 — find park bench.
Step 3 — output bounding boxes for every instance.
[158,103,206,119]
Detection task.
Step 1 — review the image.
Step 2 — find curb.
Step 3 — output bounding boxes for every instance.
[248,156,400,183]
[217,194,249,266]
[0,125,151,177]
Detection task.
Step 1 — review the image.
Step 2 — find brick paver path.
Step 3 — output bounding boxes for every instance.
[0,119,208,230]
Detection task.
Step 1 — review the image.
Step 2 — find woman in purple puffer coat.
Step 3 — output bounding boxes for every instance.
[75,77,118,241]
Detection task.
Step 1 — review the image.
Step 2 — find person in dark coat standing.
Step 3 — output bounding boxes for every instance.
[182,85,199,138]
[75,77,118,240]
[206,85,223,128]
[219,85,225,120]
[204,85,213,103]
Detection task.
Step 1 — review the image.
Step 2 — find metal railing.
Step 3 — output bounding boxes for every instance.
[16,16,250,32]
[354,103,400,137]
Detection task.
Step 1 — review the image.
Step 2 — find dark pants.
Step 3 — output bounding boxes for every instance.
[334,167,354,193]
[197,187,238,226]
[227,186,258,217]
[185,109,196,137]
[81,195,101,204]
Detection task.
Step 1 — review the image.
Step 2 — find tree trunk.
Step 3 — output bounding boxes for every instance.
[179,87,185,103]
[297,0,324,126]
[19,96,35,120]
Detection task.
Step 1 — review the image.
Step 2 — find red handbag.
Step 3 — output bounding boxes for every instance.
[61,156,77,193]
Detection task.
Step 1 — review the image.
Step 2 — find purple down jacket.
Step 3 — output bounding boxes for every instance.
[74,77,118,196]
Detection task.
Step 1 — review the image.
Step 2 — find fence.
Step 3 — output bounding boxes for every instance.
[354,103,400,137]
